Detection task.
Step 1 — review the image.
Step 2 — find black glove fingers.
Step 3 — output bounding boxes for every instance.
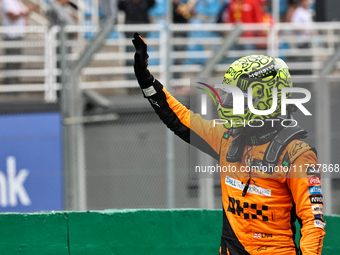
[133,32,141,41]
[132,38,139,50]
[133,33,146,49]
[133,32,156,91]
[143,43,147,56]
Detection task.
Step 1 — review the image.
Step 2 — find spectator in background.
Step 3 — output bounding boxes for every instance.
[290,0,312,75]
[100,0,118,22]
[226,0,263,24]
[173,0,196,75]
[260,0,274,25]
[224,0,263,37]
[118,0,155,81]
[1,0,37,84]
[174,0,189,24]
[285,0,298,22]
[174,0,197,22]
[222,0,263,54]
[217,2,229,23]
[46,0,77,28]
[257,0,274,49]
[291,0,313,48]
[118,0,155,27]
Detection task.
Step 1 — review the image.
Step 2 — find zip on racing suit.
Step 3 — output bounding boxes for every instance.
[132,33,325,255]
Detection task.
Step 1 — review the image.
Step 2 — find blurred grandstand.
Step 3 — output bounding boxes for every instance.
[0,0,340,215]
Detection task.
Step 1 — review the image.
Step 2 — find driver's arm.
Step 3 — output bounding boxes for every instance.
[287,149,325,255]
[132,33,225,159]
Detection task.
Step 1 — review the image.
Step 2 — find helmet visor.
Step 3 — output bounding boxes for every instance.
[217,88,248,109]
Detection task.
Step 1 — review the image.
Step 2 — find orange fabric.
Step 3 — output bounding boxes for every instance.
[218,140,325,254]
[162,88,325,254]
[163,87,225,154]
[163,87,191,129]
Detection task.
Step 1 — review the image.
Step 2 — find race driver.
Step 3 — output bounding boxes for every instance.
[132,33,325,255]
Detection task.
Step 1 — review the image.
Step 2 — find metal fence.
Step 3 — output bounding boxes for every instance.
[1,22,340,94]
[0,22,340,213]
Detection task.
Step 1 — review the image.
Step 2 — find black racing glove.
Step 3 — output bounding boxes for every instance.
[132,32,162,97]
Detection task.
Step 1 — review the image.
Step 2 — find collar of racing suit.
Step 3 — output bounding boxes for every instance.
[244,118,286,146]
[226,118,284,163]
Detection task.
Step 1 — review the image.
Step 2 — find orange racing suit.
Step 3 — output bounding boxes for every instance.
[143,84,325,255]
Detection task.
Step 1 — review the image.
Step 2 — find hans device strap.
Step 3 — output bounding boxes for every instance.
[227,129,246,163]
[225,125,308,166]
[262,125,307,168]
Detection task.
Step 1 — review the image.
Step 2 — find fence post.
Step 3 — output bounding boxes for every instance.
[61,20,115,211]
[44,26,51,102]
[268,24,278,58]
[92,0,100,27]
[163,0,175,208]
[44,26,58,102]
[272,0,280,24]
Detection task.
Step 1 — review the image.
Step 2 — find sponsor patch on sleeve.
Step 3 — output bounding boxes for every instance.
[308,176,321,185]
[314,214,324,220]
[312,204,323,214]
[143,86,157,97]
[309,186,322,195]
[310,195,323,204]
[306,167,320,176]
[314,219,326,229]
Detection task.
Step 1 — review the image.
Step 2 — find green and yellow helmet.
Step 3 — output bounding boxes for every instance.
[217,55,292,129]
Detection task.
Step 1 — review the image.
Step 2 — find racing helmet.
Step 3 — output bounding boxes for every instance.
[217,55,292,129]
